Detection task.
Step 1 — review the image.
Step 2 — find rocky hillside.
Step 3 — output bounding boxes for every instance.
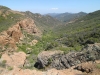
[0,18,40,54]
[0,6,100,75]
[0,5,63,53]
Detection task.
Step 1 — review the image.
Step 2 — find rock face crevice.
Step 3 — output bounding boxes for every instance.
[35,43,100,70]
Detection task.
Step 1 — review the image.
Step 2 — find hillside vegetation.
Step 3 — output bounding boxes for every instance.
[0,6,100,54]
[0,6,100,70]
[52,10,100,50]
[32,10,100,54]
[23,10,100,58]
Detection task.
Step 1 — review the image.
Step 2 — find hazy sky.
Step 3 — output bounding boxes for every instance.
[0,0,100,14]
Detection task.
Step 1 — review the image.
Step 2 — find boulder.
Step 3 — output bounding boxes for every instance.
[34,50,64,69]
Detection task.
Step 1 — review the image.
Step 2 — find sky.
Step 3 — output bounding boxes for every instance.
[0,0,100,14]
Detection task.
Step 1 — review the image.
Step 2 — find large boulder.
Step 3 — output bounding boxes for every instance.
[34,50,64,69]
[35,43,100,70]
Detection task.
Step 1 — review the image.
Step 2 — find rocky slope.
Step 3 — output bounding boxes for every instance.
[0,44,100,75]
[0,18,40,54]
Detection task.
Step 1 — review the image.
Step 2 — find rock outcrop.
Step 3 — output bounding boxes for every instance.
[0,18,40,52]
[19,18,39,34]
[34,50,64,69]
[1,52,26,67]
[35,43,100,70]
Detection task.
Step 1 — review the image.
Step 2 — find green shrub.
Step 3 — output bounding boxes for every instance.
[0,54,2,58]
[96,64,100,69]
[74,45,82,51]
[0,60,6,68]
[7,66,13,70]
[2,60,7,64]
[58,46,74,54]
[48,58,53,64]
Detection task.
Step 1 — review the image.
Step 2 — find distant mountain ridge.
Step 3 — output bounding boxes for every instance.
[24,11,63,31]
[0,6,64,32]
[46,12,87,22]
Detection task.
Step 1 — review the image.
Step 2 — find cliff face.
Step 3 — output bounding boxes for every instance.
[0,18,40,52]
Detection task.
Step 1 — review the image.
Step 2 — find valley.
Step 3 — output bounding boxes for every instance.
[0,5,100,75]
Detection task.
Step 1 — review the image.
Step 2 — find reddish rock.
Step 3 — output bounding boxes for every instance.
[0,18,40,52]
